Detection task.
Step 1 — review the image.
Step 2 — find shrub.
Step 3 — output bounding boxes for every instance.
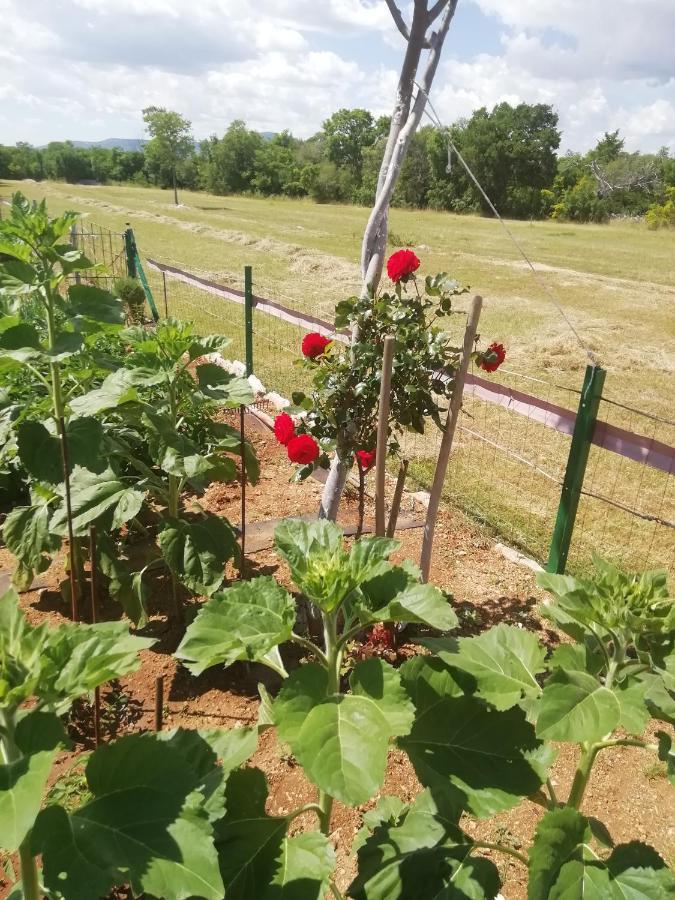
[114,275,146,324]
[646,187,675,229]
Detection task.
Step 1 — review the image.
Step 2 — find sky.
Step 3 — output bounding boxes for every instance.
[1,0,674,153]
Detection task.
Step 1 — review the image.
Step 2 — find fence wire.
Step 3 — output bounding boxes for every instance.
[136,249,674,578]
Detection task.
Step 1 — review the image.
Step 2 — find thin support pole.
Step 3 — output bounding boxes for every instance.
[420,296,483,582]
[155,676,164,732]
[124,225,137,278]
[375,336,396,536]
[239,405,247,578]
[70,225,81,285]
[356,465,366,539]
[386,459,409,538]
[244,265,254,377]
[546,364,606,573]
[162,270,168,318]
[89,526,101,747]
[59,416,80,621]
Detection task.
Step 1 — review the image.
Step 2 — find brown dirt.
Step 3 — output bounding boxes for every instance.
[0,414,672,899]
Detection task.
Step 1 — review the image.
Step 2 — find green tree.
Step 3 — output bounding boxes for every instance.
[142,106,194,204]
[252,133,303,196]
[590,129,624,165]
[322,108,376,183]
[199,121,262,195]
[455,103,561,218]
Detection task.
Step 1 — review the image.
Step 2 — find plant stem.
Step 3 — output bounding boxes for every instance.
[472,841,528,866]
[44,288,65,428]
[567,742,597,810]
[546,778,559,807]
[285,802,324,824]
[317,610,340,835]
[329,883,346,900]
[289,633,328,667]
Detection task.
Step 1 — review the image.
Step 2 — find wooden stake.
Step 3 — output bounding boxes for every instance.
[155,676,164,732]
[375,336,396,536]
[386,459,409,538]
[59,416,79,621]
[419,296,483,582]
[89,526,101,746]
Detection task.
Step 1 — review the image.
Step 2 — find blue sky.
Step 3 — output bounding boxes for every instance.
[1,0,674,153]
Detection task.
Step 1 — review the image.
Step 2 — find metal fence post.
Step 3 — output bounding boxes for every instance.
[124,225,137,278]
[546,363,606,574]
[244,265,253,377]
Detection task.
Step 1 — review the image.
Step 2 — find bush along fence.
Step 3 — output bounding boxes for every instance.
[79,223,675,576]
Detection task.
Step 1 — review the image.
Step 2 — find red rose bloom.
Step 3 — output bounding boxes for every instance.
[273,412,295,446]
[479,342,506,373]
[301,332,332,359]
[386,249,420,283]
[356,449,376,471]
[287,434,320,465]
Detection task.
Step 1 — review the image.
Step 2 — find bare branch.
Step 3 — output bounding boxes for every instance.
[428,0,450,24]
[384,0,411,40]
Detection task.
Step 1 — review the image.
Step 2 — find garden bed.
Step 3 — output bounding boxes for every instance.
[1,418,671,900]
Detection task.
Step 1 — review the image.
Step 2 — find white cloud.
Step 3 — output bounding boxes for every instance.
[0,0,672,152]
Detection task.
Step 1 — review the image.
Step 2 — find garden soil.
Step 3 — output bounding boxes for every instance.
[1,415,672,899]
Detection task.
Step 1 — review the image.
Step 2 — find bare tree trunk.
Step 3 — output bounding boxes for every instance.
[319,0,459,522]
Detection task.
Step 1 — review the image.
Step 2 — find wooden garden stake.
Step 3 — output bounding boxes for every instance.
[89,526,101,747]
[419,296,482,582]
[239,405,247,578]
[155,676,164,732]
[59,416,79,622]
[375,336,396,536]
[386,458,409,538]
[356,464,366,539]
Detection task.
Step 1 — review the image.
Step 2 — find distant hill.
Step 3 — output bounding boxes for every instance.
[67,138,146,151]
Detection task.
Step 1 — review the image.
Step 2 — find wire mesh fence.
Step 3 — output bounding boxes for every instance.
[129,240,675,578]
[71,224,127,291]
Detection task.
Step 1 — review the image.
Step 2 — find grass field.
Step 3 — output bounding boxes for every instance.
[2,179,674,572]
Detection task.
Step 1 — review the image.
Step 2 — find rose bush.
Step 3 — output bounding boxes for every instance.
[273,411,295,445]
[287,433,320,465]
[479,340,506,373]
[386,248,420,283]
[301,332,332,359]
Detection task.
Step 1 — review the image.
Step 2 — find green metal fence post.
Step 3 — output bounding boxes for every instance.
[244,265,253,377]
[546,363,606,574]
[123,226,137,278]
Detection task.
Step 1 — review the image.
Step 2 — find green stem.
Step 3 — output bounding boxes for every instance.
[546,778,559,807]
[317,610,340,835]
[567,742,597,810]
[44,289,65,428]
[329,883,346,900]
[285,802,323,824]
[472,841,528,866]
[289,633,328,667]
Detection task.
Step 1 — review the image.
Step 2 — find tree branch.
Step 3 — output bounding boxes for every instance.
[428,0,450,24]
[385,0,411,41]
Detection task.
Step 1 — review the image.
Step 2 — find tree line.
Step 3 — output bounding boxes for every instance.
[2,103,674,225]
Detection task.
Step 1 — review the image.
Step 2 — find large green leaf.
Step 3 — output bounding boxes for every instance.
[195,362,254,407]
[274,664,329,746]
[350,787,500,900]
[350,658,415,737]
[34,731,225,900]
[0,320,41,349]
[355,566,458,630]
[209,420,260,485]
[264,832,335,900]
[66,283,123,326]
[215,767,287,900]
[97,533,149,627]
[68,368,139,417]
[159,513,239,597]
[175,575,295,676]
[528,808,593,900]
[606,842,675,899]
[536,670,621,743]
[0,711,66,852]
[144,410,236,484]
[292,694,390,805]
[614,673,660,735]
[16,418,105,485]
[2,502,60,589]
[399,655,465,712]
[399,696,547,818]
[50,466,145,536]
[0,588,52,709]
[424,624,546,711]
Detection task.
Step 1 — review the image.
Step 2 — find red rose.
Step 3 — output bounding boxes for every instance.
[356,449,376,471]
[479,342,506,373]
[301,332,332,359]
[273,412,295,446]
[386,249,420,283]
[287,434,320,465]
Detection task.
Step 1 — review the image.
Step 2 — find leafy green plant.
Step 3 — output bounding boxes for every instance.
[114,275,146,324]
[175,532,673,898]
